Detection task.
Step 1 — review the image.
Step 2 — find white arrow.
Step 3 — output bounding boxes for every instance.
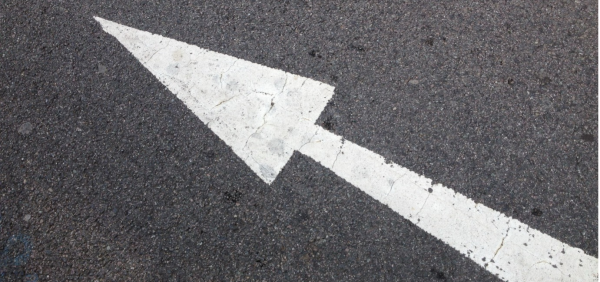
[95,17,597,282]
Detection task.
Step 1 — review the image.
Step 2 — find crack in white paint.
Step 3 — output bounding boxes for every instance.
[297,128,321,153]
[491,230,509,263]
[300,77,309,88]
[211,94,242,109]
[386,175,404,196]
[525,260,568,280]
[240,95,276,155]
[261,97,276,126]
[330,142,344,169]
[219,59,239,89]
[279,74,289,95]
[490,214,503,234]
[144,41,171,63]
[241,74,289,156]
[415,193,431,217]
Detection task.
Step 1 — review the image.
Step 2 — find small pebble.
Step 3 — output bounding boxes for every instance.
[23,214,31,222]
[18,122,33,135]
[98,64,107,74]
[408,79,419,85]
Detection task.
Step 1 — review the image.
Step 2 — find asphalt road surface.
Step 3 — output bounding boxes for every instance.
[0,1,597,281]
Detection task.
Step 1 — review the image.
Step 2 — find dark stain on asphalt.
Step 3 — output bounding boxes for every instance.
[539,76,552,86]
[349,44,366,52]
[308,50,322,58]
[255,258,267,268]
[322,116,334,131]
[203,150,216,160]
[424,37,434,46]
[431,268,447,280]
[580,134,595,142]
[223,190,242,203]
[532,208,543,217]
[295,210,310,223]
[330,74,338,83]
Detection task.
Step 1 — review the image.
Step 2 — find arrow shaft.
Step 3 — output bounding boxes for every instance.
[299,125,597,282]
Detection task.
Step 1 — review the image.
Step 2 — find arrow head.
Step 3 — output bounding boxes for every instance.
[95,17,335,184]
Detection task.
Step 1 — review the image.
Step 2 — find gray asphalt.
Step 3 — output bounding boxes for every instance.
[0,1,597,281]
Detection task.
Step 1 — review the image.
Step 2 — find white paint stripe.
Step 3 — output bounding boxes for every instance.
[95,17,598,281]
[299,127,598,282]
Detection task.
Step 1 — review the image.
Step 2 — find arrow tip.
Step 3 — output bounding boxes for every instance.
[95,17,335,184]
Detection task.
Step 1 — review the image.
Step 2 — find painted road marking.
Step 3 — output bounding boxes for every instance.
[95,17,598,281]
[94,17,333,184]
